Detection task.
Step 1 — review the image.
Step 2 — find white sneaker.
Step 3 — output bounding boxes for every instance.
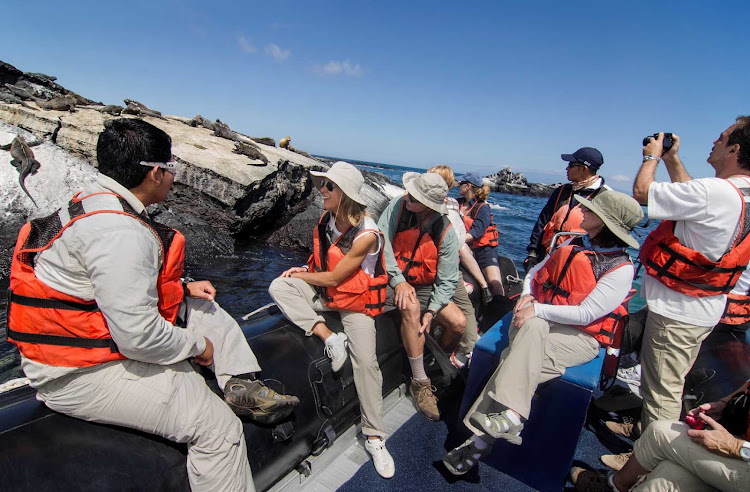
[324,332,349,372]
[617,364,641,387]
[365,437,395,478]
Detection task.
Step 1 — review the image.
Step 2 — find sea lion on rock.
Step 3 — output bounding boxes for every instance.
[233,141,269,166]
[95,105,124,116]
[279,136,291,149]
[250,137,276,147]
[0,91,33,109]
[3,83,37,101]
[188,115,217,131]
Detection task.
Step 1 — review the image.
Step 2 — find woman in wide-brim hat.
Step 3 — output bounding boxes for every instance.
[443,189,643,476]
[268,161,395,478]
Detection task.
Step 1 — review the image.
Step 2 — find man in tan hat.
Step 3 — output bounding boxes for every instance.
[377,172,467,421]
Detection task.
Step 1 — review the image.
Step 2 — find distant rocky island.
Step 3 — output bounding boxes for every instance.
[0,60,557,279]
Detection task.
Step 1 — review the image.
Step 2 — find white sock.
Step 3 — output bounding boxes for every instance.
[408,355,428,381]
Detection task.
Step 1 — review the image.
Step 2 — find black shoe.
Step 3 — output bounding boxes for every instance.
[442,437,491,476]
[224,378,300,424]
[481,287,493,306]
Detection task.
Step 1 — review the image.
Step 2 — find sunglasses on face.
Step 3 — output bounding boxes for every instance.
[567,162,587,169]
[320,179,335,192]
[140,160,178,175]
[459,181,471,186]
[405,192,419,204]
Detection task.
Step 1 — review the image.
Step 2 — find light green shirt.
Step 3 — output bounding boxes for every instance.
[377,195,459,312]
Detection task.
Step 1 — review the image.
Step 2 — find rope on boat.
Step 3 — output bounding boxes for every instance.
[0,377,29,394]
[242,302,276,320]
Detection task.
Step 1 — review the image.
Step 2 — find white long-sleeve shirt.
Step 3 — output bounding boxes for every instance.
[21,174,205,387]
[522,238,634,327]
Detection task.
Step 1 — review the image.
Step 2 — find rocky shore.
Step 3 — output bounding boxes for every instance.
[0,60,556,279]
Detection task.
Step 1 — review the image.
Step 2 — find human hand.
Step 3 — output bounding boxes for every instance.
[523,255,538,272]
[663,133,680,160]
[688,412,743,459]
[394,282,417,311]
[281,266,308,278]
[688,401,727,421]
[514,294,535,315]
[419,311,434,334]
[644,132,665,158]
[512,304,536,329]
[186,280,216,301]
[194,337,214,366]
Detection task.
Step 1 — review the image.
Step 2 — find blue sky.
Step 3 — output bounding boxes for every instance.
[2,1,749,190]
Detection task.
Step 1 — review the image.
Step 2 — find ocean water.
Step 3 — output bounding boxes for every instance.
[0,160,651,384]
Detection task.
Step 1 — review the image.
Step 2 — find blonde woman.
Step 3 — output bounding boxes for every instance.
[268,162,394,478]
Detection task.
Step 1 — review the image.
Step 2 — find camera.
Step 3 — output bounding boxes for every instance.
[643,133,674,152]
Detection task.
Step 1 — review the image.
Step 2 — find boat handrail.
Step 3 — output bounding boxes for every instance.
[242,302,277,321]
[0,377,30,394]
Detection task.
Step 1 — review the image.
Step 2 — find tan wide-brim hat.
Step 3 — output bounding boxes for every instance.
[310,161,367,205]
[402,172,449,215]
[574,190,644,249]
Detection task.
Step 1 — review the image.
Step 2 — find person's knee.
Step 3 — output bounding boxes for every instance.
[446,310,466,334]
[268,277,288,297]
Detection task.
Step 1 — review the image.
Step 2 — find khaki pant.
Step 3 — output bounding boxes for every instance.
[269,276,385,437]
[464,316,599,434]
[37,297,260,492]
[453,280,478,357]
[640,311,714,430]
[633,420,749,492]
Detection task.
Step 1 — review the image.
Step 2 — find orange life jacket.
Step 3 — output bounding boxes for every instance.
[541,183,606,251]
[639,177,750,298]
[721,291,750,325]
[308,212,388,316]
[461,199,499,249]
[531,238,632,347]
[392,199,451,285]
[6,192,185,368]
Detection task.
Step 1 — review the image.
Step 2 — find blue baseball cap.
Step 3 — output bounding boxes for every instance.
[461,172,484,187]
[561,147,604,171]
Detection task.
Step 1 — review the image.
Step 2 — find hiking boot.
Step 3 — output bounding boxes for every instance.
[442,437,491,476]
[601,451,632,471]
[324,332,349,372]
[469,410,524,445]
[569,467,613,492]
[224,378,300,424]
[481,287,493,306]
[410,378,440,421]
[605,416,640,439]
[365,437,395,479]
[450,351,470,370]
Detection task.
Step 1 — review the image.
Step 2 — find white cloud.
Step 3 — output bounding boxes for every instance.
[265,43,291,62]
[608,174,632,183]
[237,35,257,54]
[314,59,364,78]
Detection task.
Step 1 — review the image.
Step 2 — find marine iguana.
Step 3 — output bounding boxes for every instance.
[122,99,166,119]
[42,95,77,111]
[2,136,41,207]
[213,119,237,141]
[233,141,269,166]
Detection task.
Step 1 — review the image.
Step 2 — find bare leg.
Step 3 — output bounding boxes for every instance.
[399,299,425,358]
[482,265,505,296]
[311,322,335,342]
[613,455,649,492]
[434,301,466,353]
[459,244,488,288]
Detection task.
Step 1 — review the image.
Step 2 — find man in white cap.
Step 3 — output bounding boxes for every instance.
[377,172,466,421]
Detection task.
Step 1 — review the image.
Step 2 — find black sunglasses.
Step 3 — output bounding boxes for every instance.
[406,192,417,203]
[567,162,587,169]
[320,179,335,192]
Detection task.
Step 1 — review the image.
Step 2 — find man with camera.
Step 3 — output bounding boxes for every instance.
[603,118,750,460]
[523,147,609,271]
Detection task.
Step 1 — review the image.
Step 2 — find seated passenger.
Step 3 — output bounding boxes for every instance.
[6,118,299,492]
[268,162,394,479]
[571,379,750,491]
[457,172,504,297]
[377,173,467,421]
[442,189,643,476]
[427,165,480,369]
[428,165,493,306]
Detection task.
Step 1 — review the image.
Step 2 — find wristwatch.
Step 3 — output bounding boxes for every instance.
[741,441,750,463]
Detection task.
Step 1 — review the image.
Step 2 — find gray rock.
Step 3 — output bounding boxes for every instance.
[486,167,559,197]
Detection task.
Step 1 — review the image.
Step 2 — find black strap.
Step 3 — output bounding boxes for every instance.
[7,328,120,352]
[8,289,100,312]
